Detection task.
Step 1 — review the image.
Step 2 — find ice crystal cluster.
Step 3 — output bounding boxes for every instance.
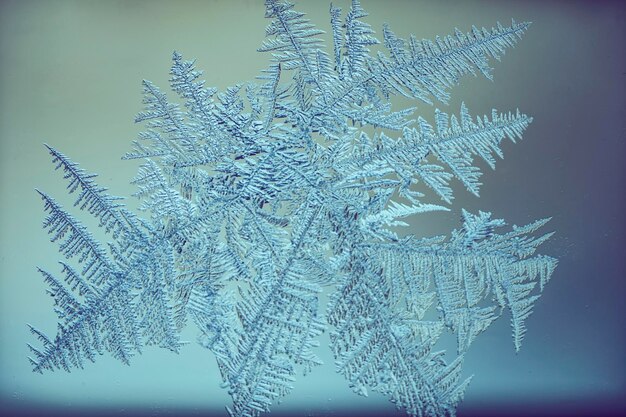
[29,1,557,416]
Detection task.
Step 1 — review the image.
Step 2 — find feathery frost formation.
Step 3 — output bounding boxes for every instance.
[30,1,557,416]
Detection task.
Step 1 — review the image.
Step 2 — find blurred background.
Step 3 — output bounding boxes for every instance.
[0,1,624,416]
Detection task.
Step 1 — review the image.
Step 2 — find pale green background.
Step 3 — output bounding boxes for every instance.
[1,0,624,415]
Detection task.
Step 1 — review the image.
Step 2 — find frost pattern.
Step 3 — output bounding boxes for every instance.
[29,1,557,416]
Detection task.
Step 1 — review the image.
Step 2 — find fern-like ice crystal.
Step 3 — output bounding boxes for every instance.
[30,2,557,416]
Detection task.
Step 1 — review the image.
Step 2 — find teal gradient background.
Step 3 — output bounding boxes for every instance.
[1,1,624,416]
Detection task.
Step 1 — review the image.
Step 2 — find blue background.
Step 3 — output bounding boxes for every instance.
[0,1,624,416]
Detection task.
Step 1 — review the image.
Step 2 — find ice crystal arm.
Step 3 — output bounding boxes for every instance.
[217,206,326,417]
[260,0,327,83]
[309,17,529,135]
[29,146,186,372]
[340,0,379,78]
[373,20,530,104]
[44,144,137,237]
[343,104,532,204]
[361,211,557,353]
